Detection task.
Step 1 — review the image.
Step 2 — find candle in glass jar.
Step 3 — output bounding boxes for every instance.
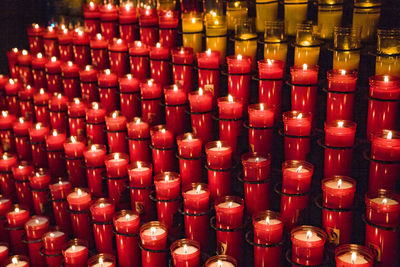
[139,221,168,267]
[17,50,33,86]
[49,93,68,132]
[4,256,29,267]
[171,47,194,94]
[177,133,202,186]
[105,111,128,154]
[61,61,80,100]
[335,244,374,267]
[248,103,275,154]
[255,0,278,33]
[119,2,138,43]
[365,190,400,228]
[197,49,220,101]
[283,111,312,160]
[0,243,9,266]
[67,189,92,245]
[99,3,118,40]
[84,2,100,36]
[6,205,30,254]
[89,199,115,254]
[33,89,50,125]
[158,10,179,48]
[58,28,73,62]
[79,65,99,102]
[215,196,244,229]
[128,41,150,81]
[62,239,89,267]
[205,255,237,267]
[149,43,171,87]
[90,33,109,70]
[43,25,59,58]
[171,239,201,267]
[322,176,356,209]
[284,0,308,36]
[104,153,129,205]
[181,13,203,55]
[108,38,128,77]
[86,102,106,145]
[29,123,49,168]
[138,5,158,46]
[119,74,140,120]
[31,52,48,89]
[205,15,227,64]
[188,88,214,143]
[72,30,91,68]
[164,84,187,136]
[291,226,327,266]
[88,254,116,267]
[29,169,51,215]
[4,79,22,116]
[127,117,151,162]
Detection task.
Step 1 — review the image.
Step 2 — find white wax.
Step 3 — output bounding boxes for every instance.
[8,209,26,216]
[26,216,48,226]
[0,245,8,253]
[217,201,241,208]
[324,179,353,189]
[174,245,198,255]
[96,202,111,209]
[185,189,207,195]
[246,157,266,163]
[293,230,322,242]
[68,191,88,199]
[371,197,398,205]
[91,262,113,267]
[338,252,369,264]
[142,227,166,237]
[132,167,150,172]
[65,245,86,254]
[257,218,281,226]
[0,199,10,204]
[207,261,235,267]
[209,146,229,151]
[117,214,139,222]
[6,261,28,267]
[286,167,309,173]
[44,231,64,239]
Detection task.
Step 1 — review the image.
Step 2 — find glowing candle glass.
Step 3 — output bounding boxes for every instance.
[294,23,321,66]
[333,27,362,71]
[181,13,203,55]
[317,0,343,40]
[226,1,248,31]
[234,18,257,69]
[264,21,288,64]
[205,15,227,64]
[284,0,308,36]
[352,0,381,42]
[255,0,278,33]
[375,29,400,76]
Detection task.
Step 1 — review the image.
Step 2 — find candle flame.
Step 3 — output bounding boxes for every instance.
[114,153,120,160]
[267,59,272,65]
[127,74,132,80]
[85,65,92,71]
[89,1,94,8]
[173,84,178,91]
[12,48,18,53]
[137,41,142,47]
[217,260,222,267]
[384,76,389,82]
[19,117,24,123]
[57,93,62,99]
[228,94,234,102]
[260,103,264,111]
[107,3,112,10]
[191,17,196,24]
[150,227,156,235]
[12,257,18,264]
[91,145,97,151]
[51,56,57,62]
[34,24,39,29]
[50,233,55,237]
[125,3,131,11]
[351,252,357,264]
[161,128,166,134]
[68,61,73,67]
[77,30,83,36]
[340,69,346,75]
[196,184,202,193]
[35,123,41,130]
[210,11,216,17]
[71,245,76,251]
[148,79,153,86]
[15,207,20,213]
[387,131,393,139]
[237,54,242,60]
[37,52,43,58]
[296,166,303,172]
[117,39,122,44]
[198,88,203,96]
[70,136,76,143]
[105,69,111,75]
[266,216,270,225]
[165,174,169,181]
[52,130,58,136]
[40,88,45,94]
[337,121,344,128]
[112,111,118,118]
[63,28,68,35]
[22,50,28,55]
[92,102,99,110]
[382,198,388,204]
[35,219,40,224]
[99,257,104,265]
[187,133,192,141]
[306,230,312,240]
[302,64,308,71]
[8,79,14,85]
[297,113,303,119]
[26,85,31,90]
[96,33,102,40]
[337,179,342,189]
[58,180,63,185]
[183,244,188,253]
[99,203,104,208]
[234,1,240,7]
[156,42,161,48]
[135,118,141,124]
[206,49,211,55]
[36,172,40,177]
[214,20,219,25]
[125,214,130,220]
[228,201,233,208]
[216,141,222,149]
[1,110,7,117]
[255,157,260,162]
[77,189,82,196]
[74,98,80,104]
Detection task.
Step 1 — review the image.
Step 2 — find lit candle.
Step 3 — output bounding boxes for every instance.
[294,24,321,66]
[317,0,343,40]
[171,239,201,267]
[205,15,227,64]
[284,0,308,36]
[255,0,278,33]
[291,226,327,266]
[181,13,203,54]
[139,221,168,267]
[335,244,374,267]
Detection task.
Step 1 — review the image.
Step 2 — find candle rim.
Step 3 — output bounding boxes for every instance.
[291,225,327,241]
[366,189,400,206]
[215,195,244,208]
[154,171,180,182]
[182,182,209,194]
[324,120,357,129]
[322,175,356,189]
[253,210,282,223]
[372,129,400,140]
[128,160,152,171]
[170,238,200,254]
[205,255,238,266]
[335,244,374,264]
[283,110,312,120]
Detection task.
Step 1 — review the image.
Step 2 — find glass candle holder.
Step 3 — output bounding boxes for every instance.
[376,29,400,76]
[235,18,258,69]
[352,0,381,42]
[255,0,278,33]
[264,21,288,64]
[205,255,238,267]
[333,26,362,71]
[181,12,203,55]
[335,244,374,267]
[157,0,176,10]
[205,15,228,64]
[317,0,343,40]
[226,1,248,31]
[294,23,321,66]
[284,0,309,36]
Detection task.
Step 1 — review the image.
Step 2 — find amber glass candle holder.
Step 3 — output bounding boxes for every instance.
[375,29,400,76]
[264,21,288,64]
[255,0,279,33]
[294,23,321,66]
[317,0,343,40]
[235,18,257,68]
[284,0,309,36]
[226,1,248,31]
[332,26,362,71]
[352,0,381,42]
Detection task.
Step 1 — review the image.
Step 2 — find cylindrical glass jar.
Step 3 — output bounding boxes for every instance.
[352,0,382,42]
[294,23,321,66]
[235,18,258,69]
[226,1,248,31]
[255,0,279,33]
[264,21,288,64]
[317,0,343,40]
[284,0,309,36]
[205,15,227,64]
[333,26,362,71]
[376,29,400,76]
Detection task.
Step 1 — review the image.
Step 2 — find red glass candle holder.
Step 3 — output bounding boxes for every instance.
[45,57,62,94]
[64,136,86,187]
[4,79,21,116]
[98,69,118,114]
[335,244,374,267]
[241,151,272,182]
[6,49,20,79]
[149,43,171,86]
[13,117,32,161]
[365,190,400,228]
[172,47,194,94]
[171,239,201,267]
[197,50,220,103]
[105,110,128,154]
[322,207,352,246]
[127,117,151,162]
[150,125,176,174]
[5,205,30,254]
[11,162,33,209]
[100,3,118,40]
[113,210,141,267]
[43,26,59,58]
[140,79,163,126]
[119,74,140,120]
[109,38,129,77]
[138,7,159,46]
[164,84,187,136]
[90,33,110,70]
[129,41,150,81]
[33,89,50,125]
[3,255,29,267]
[72,30,91,68]
[58,28,74,62]
[87,253,116,267]
[0,196,12,243]
[62,238,89,267]
[27,24,44,54]
[188,89,214,144]
[139,221,168,267]
[0,243,9,266]
[79,65,99,102]
[0,111,17,152]
[61,61,81,100]
[84,2,101,37]
[83,144,106,198]
[227,55,252,109]
[45,129,67,177]
[278,185,310,230]
[158,10,179,48]
[24,215,50,266]
[17,50,33,86]
[283,111,312,161]
[42,230,67,267]
[215,195,244,229]
[31,53,48,90]
[367,75,400,140]
[119,3,138,43]
[205,255,237,267]
[248,103,275,155]
[49,93,68,132]
[104,153,129,205]
[322,176,356,209]
[49,180,72,234]
[128,161,154,222]
[205,140,232,171]
[282,160,313,194]
[89,198,115,254]
[86,102,106,145]
[19,85,36,120]
[29,123,49,168]
[68,98,87,137]
[29,169,51,215]
[0,75,9,109]
[258,59,285,120]
[177,133,202,186]
[291,225,327,266]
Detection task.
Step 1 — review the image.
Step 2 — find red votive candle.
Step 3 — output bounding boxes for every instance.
[322,176,356,209]
[326,70,358,122]
[119,74,140,120]
[29,123,49,168]
[24,215,49,266]
[62,239,89,267]
[365,190,400,228]
[45,56,62,94]
[369,130,400,193]
[87,254,116,267]
[172,47,194,94]
[0,195,12,243]
[49,180,72,234]
[149,43,171,86]
[31,53,48,89]
[205,255,238,267]
[197,49,220,103]
[84,2,101,37]
[140,79,163,125]
[5,205,29,254]
[104,153,129,205]
[68,98,87,137]
[258,59,285,120]
[324,120,357,177]
[66,189,93,245]
[188,88,214,144]
[150,125,176,174]
[253,210,284,267]
[33,89,50,125]
[86,102,106,145]
[171,239,201,267]
[18,85,36,119]
[291,225,327,266]
[113,210,141,267]
[280,189,309,230]
[79,65,99,102]
[335,244,374,267]
[129,41,150,81]
[105,110,127,153]
[90,33,110,70]
[49,93,68,132]
[138,6,159,46]
[108,38,128,77]
[0,111,17,152]
[72,29,91,68]
[205,140,232,170]
[98,69,118,113]
[127,117,151,162]
[0,243,9,266]
[45,130,66,177]
[367,75,400,140]
[64,136,86,187]
[128,161,154,221]
[5,79,21,116]
[227,54,252,109]
[89,198,115,254]
[139,221,168,267]
[27,23,44,54]
[177,133,202,186]
[58,28,74,62]
[42,230,67,267]
[17,50,33,86]
[6,48,20,79]
[3,255,29,267]
[218,95,244,153]
[11,162,34,209]
[282,160,313,194]
[83,144,106,198]
[100,3,118,41]
[29,169,51,215]
[242,152,271,182]
[248,103,275,155]
[0,75,9,109]
[119,2,138,43]
[322,207,353,246]
[61,61,81,100]
[283,111,312,160]
[158,10,179,48]
[182,183,210,248]
[43,26,59,58]
[290,64,319,126]
[164,84,187,135]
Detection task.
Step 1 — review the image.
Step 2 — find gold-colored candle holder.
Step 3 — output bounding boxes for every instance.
[235,18,258,68]
[317,0,343,40]
[206,15,228,64]
[264,21,288,64]
[376,29,400,76]
[294,23,321,66]
[284,0,309,36]
[255,0,279,33]
[352,0,381,42]
[226,1,248,31]
[182,12,204,54]
[332,26,361,71]
[157,0,176,10]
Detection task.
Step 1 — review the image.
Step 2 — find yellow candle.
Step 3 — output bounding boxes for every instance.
[333,26,362,71]
[206,16,227,64]
[352,0,381,42]
[226,1,248,31]
[264,21,288,63]
[318,1,343,40]
[255,0,279,33]
[264,42,288,62]
[333,50,361,71]
[376,56,400,76]
[235,33,258,68]
[294,24,320,66]
[284,0,308,36]
[375,29,400,76]
[182,13,203,55]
